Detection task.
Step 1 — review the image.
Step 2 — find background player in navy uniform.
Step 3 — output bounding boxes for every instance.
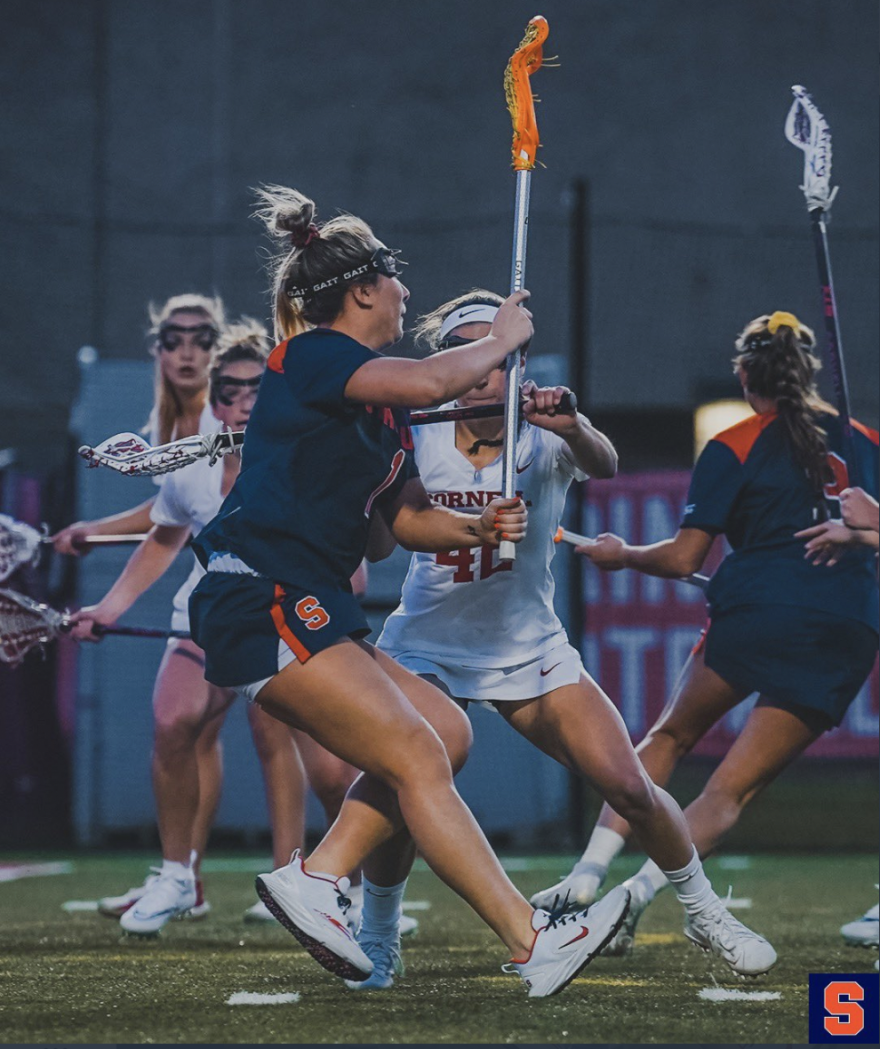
[533,311,879,953]
[188,185,633,998]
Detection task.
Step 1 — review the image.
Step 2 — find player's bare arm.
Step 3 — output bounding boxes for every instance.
[69,523,191,639]
[381,477,526,553]
[521,379,617,478]
[344,290,533,408]
[579,527,714,578]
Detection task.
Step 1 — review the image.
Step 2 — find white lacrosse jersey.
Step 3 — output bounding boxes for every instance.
[377,412,587,668]
[150,407,223,623]
[148,401,217,488]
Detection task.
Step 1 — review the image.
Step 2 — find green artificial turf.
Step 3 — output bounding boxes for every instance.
[0,852,876,1043]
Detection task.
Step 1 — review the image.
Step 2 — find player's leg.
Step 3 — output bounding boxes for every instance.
[254,639,628,994]
[498,673,775,975]
[293,729,358,832]
[532,648,746,910]
[680,700,823,854]
[120,640,230,934]
[191,691,229,868]
[339,658,466,987]
[248,703,307,868]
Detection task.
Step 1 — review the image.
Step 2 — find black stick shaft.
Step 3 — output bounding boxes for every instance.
[93,625,190,640]
[409,392,576,427]
[810,209,859,485]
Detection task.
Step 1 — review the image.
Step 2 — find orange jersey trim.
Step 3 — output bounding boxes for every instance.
[267,340,289,374]
[851,418,879,446]
[712,411,778,465]
[270,584,312,663]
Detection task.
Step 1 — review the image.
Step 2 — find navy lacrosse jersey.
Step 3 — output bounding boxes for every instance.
[682,410,879,631]
[193,328,419,591]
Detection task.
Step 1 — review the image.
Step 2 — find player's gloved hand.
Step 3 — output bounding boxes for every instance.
[521,380,577,434]
[840,487,880,532]
[490,290,533,355]
[576,532,628,570]
[67,604,117,642]
[479,497,527,547]
[795,520,857,567]
[51,523,93,557]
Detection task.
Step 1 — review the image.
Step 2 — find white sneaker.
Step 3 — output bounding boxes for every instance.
[399,913,419,938]
[255,850,373,982]
[684,900,777,976]
[244,899,276,924]
[507,885,631,998]
[97,870,160,918]
[346,883,364,936]
[119,870,197,935]
[841,903,880,946]
[601,881,651,957]
[181,880,210,920]
[344,927,404,991]
[530,861,604,912]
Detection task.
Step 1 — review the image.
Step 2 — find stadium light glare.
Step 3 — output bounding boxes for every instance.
[694,399,755,460]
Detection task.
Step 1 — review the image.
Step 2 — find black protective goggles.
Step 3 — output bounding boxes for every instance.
[212,375,262,406]
[286,246,406,300]
[157,323,219,351]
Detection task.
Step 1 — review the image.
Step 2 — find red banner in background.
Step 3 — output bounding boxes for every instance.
[579,472,879,759]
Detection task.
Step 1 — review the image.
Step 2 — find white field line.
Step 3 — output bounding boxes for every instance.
[201,858,273,873]
[402,900,432,911]
[698,988,781,1002]
[227,991,301,1006]
[61,900,100,912]
[725,897,753,910]
[0,861,73,883]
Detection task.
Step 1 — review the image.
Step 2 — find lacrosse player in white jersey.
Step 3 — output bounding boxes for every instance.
[70,322,363,934]
[357,291,776,989]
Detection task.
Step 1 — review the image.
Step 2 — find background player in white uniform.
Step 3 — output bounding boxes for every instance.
[70,322,361,933]
[360,291,777,989]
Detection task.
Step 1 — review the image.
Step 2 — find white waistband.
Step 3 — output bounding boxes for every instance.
[207,552,264,577]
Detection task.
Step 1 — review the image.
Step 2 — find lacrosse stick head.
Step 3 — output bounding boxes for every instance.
[77,430,239,478]
[0,515,43,583]
[504,15,549,171]
[0,587,65,665]
[784,85,838,213]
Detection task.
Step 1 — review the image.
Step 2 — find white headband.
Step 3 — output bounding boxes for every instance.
[438,303,500,342]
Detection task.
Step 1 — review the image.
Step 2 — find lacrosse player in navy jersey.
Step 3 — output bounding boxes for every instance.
[187,184,642,999]
[534,311,879,956]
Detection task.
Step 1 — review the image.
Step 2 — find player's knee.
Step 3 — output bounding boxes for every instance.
[386,724,452,792]
[153,711,201,754]
[605,771,655,822]
[310,764,354,819]
[435,705,473,775]
[647,720,700,759]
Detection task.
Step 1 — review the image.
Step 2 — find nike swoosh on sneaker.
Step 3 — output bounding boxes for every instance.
[539,663,561,677]
[516,460,534,473]
[559,926,590,948]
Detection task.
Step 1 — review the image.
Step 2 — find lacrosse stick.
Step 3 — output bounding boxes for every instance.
[0,514,148,582]
[80,394,578,480]
[553,528,709,591]
[78,430,242,478]
[411,391,576,427]
[785,85,858,485]
[0,587,189,667]
[500,14,550,563]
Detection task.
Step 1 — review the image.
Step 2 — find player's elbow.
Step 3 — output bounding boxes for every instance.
[592,449,618,480]
[670,548,704,577]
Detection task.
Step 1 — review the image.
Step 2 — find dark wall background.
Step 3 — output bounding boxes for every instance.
[1,0,877,473]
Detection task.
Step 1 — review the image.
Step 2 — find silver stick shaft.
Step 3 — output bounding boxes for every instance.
[555,528,710,591]
[500,168,532,563]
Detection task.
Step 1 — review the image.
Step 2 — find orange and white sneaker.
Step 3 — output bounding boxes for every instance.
[506,886,631,998]
[255,850,373,983]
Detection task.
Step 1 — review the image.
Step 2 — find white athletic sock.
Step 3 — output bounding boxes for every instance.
[360,877,407,934]
[160,858,193,881]
[624,860,670,908]
[578,827,626,875]
[662,847,716,917]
